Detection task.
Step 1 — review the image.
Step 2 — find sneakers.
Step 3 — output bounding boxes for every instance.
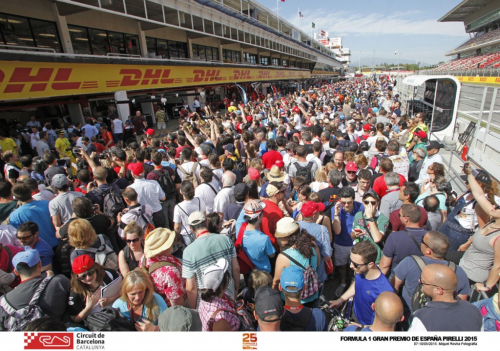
[335,283,346,297]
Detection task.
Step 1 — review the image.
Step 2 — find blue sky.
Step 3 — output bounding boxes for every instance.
[258,0,469,65]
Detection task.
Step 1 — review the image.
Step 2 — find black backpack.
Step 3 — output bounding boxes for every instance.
[281,307,313,331]
[95,185,126,219]
[85,308,135,331]
[411,255,456,313]
[151,169,176,200]
[322,149,334,166]
[236,159,247,178]
[53,238,75,279]
[294,162,314,183]
[338,140,351,153]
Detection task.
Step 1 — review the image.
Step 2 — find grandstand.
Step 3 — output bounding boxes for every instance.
[431,0,500,71]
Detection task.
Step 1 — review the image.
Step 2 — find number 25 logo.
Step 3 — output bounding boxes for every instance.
[242,333,257,349]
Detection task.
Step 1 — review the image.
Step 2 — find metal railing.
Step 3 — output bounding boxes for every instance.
[0,44,56,53]
[418,68,500,77]
[106,53,142,58]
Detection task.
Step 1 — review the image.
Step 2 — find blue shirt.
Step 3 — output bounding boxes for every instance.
[30,238,54,268]
[112,293,167,325]
[259,141,268,157]
[10,201,59,248]
[298,221,332,282]
[332,201,364,247]
[354,270,394,325]
[243,229,275,273]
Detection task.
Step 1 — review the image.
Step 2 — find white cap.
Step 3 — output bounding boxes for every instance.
[202,258,229,291]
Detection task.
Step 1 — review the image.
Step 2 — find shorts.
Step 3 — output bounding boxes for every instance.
[157,122,166,129]
[333,242,352,266]
[113,133,124,141]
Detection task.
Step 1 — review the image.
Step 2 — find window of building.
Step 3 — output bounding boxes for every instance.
[272,57,280,66]
[260,56,270,66]
[244,52,257,64]
[282,59,288,67]
[68,25,91,55]
[223,48,240,63]
[88,28,109,55]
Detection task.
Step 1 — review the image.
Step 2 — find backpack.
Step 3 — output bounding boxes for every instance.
[74,234,119,271]
[178,162,199,187]
[207,299,256,331]
[151,170,176,200]
[281,307,313,331]
[236,159,247,178]
[95,185,126,219]
[294,162,314,184]
[0,276,53,331]
[338,140,351,153]
[234,223,255,275]
[410,255,456,313]
[140,256,177,275]
[281,252,320,300]
[84,308,135,331]
[322,149,334,166]
[126,205,155,238]
[54,238,75,278]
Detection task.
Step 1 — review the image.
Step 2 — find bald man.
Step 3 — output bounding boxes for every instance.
[344,292,404,331]
[409,264,483,331]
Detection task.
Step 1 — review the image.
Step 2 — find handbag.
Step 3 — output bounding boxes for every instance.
[319,225,334,275]
[234,223,255,274]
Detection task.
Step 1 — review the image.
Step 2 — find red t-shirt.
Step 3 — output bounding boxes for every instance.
[260,199,283,250]
[372,173,406,198]
[102,131,115,148]
[93,142,106,153]
[261,150,284,170]
[389,206,428,231]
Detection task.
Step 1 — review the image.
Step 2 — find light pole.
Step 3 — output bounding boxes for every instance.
[359,50,361,73]
[395,50,401,74]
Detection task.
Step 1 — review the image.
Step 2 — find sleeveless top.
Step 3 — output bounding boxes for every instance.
[460,224,500,283]
[123,245,142,272]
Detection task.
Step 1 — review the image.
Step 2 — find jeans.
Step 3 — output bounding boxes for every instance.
[162,198,176,230]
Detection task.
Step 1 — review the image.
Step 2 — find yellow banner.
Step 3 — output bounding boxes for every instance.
[311,70,339,76]
[0,61,311,101]
[456,76,500,85]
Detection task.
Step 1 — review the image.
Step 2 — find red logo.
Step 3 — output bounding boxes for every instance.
[24,333,74,350]
[242,333,257,350]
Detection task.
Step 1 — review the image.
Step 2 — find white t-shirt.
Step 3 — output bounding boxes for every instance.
[173,197,207,235]
[195,183,218,213]
[293,113,302,131]
[306,154,322,170]
[366,135,389,150]
[213,187,236,213]
[176,162,201,183]
[112,119,123,134]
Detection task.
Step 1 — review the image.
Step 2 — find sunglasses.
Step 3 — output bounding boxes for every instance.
[421,237,431,250]
[16,233,35,241]
[340,201,353,205]
[347,171,357,174]
[350,259,368,269]
[77,269,96,281]
[363,201,377,205]
[126,237,141,244]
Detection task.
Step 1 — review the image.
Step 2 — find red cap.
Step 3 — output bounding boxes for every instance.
[128,162,145,176]
[246,116,253,123]
[72,254,94,274]
[145,128,155,136]
[413,130,427,139]
[248,167,260,180]
[274,160,285,168]
[363,124,371,131]
[301,201,326,218]
[345,162,358,172]
[292,106,300,113]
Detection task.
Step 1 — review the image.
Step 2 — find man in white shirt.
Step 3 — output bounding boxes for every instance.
[111,115,124,148]
[36,132,50,157]
[195,167,219,213]
[127,163,166,228]
[292,110,302,131]
[177,148,201,183]
[213,171,236,220]
[415,141,444,185]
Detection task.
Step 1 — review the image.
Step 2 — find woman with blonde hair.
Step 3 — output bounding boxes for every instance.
[354,154,369,172]
[310,167,329,192]
[118,221,145,276]
[68,254,121,324]
[69,218,118,271]
[112,268,167,331]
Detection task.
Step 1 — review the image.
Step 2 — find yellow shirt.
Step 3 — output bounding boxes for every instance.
[0,138,17,154]
[55,137,72,157]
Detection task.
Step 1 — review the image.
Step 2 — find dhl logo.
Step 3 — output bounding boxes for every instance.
[258,71,271,79]
[275,71,285,78]
[0,67,91,94]
[119,68,174,86]
[232,70,252,80]
[192,69,221,82]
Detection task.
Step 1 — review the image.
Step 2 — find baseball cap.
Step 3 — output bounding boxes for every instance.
[12,249,40,269]
[51,174,68,189]
[254,286,284,322]
[58,130,65,135]
[199,144,211,156]
[243,199,266,219]
[247,167,260,181]
[301,201,326,218]
[236,110,242,115]
[345,162,358,172]
[274,160,285,168]
[363,190,380,201]
[234,183,250,199]
[427,140,443,150]
[158,306,202,331]
[223,144,235,154]
[280,265,304,292]
[246,116,253,123]
[161,161,169,168]
[292,106,300,113]
[475,170,492,185]
[202,258,229,291]
[72,254,94,274]
[188,211,206,226]
[127,163,145,177]
[413,130,427,139]
[363,124,371,131]
[266,181,286,197]
[145,128,155,136]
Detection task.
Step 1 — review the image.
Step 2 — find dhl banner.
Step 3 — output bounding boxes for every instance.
[0,61,311,101]
[456,76,500,85]
[311,70,339,76]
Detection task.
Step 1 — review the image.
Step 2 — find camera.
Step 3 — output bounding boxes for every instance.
[72,147,81,157]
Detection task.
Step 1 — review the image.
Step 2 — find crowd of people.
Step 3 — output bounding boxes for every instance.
[0,77,499,333]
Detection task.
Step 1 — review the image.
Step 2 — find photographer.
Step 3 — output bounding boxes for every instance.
[42,153,67,186]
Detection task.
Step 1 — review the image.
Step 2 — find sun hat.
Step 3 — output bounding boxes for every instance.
[144,228,176,258]
[266,165,286,182]
[275,217,299,238]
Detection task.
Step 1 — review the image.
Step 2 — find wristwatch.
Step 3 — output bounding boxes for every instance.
[484,283,491,291]
[365,217,375,222]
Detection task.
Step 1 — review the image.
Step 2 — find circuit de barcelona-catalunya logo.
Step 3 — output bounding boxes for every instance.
[24,333,74,349]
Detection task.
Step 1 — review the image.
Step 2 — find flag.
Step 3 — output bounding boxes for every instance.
[312,22,315,28]
[298,8,304,17]
[281,0,285,2]
[321,30,325,36]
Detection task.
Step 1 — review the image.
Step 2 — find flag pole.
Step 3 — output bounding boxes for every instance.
[277,0,280,33]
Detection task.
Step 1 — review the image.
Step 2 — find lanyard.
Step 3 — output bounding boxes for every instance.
[285,304,303,312]
[196,230,210,238]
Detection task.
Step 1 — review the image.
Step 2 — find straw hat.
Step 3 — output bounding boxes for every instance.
[144,228,176,258]
[275,217,299,238]
[266,165,286,182]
